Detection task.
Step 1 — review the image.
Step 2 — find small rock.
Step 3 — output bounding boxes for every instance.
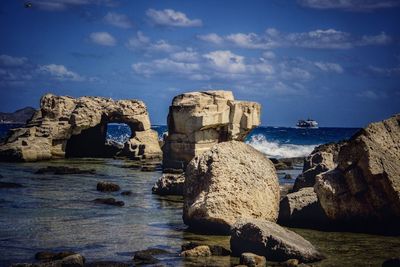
[121,190,132,196]
[382,257,400,267]
[133,248,169,265]
[0,181,23,189]
[35,166,95,175]
[93,198,124,207]
[61,254,85,267]
[96,182,120,192]
[280,259,299,267]
[180,245,212,257]
[283,174,292,179]
[181,242,231,256]
[240,252,266,267]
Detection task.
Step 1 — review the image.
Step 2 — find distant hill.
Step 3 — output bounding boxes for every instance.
[0,107,36,124]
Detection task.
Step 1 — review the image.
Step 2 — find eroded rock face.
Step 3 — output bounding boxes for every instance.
[0,94,161,162]
[162,90,261,171]
[183,141,279,234]
[152,173,184,195]
[315,114,400,224]
[230,219,325,263]
[292,142,345,192]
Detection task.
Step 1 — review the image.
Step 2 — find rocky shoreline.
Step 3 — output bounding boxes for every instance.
[1,90,399,266]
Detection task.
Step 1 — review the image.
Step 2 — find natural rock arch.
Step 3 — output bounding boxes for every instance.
[0,94,161,162]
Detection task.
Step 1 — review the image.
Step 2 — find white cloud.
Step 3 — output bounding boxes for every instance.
[170,50,199,62]
[262,51,276,59]
[298,0,400,11]
[203,50,247,74]
[0,55,28,66]
[359,32,392,46]
[34,0,117,11]
[132,58,200,77]
[226,33,269,49]
[38,64,84,81]
[104,12,133,29]
[89,32,116,46]
[126,31,177,53]
[197,33,224,44]
[146,8,202,27]
[368,65,400,76]
[314,62,344,73]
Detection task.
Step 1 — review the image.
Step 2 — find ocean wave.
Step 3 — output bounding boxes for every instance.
[246,134,317,158]
[106,133,131,145]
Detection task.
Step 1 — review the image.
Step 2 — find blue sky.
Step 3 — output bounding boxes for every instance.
[0,0,399,127]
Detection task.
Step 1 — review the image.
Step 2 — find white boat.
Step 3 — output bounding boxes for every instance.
[296,119,318,128]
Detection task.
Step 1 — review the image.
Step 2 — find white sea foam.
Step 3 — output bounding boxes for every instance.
[246,134,317,158]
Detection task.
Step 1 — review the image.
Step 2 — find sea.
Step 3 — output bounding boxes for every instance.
[1,124,399,266]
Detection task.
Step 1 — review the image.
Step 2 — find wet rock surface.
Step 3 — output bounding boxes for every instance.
[96,181,120,192]
[93,198,124,207]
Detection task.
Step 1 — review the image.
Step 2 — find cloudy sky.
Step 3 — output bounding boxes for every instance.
[0,0,399,127]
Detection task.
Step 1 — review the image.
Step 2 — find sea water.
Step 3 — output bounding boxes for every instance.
[1,124,399,266]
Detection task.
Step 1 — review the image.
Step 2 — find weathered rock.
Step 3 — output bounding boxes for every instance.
[0,181,23,189]
[315,114,400,225]
[152,173,184,195]
[278,187,328,227]
[163,90,261,171]
[181,242,231,256]
[293,142,344,192]
[0,94,161,162]
[59,254,85,267]
[35,166,95,175]
[230,219,325,263]
[180,245,212,257]
[96,182,120,192]
[183,141,279,234]
[240,252,267,267]
[93,198,124,207]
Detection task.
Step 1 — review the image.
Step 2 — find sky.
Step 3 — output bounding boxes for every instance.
[0,0,399,127]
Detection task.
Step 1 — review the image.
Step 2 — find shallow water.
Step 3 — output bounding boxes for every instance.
[0,158,399,266]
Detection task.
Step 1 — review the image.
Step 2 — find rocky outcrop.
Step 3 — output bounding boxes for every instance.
[162,90,260,171]
[183,141,279,234]
[278,187,328,227]
[0,94,161,162]
[230,219,325,263]
[314,114,400,225]
[152,173,184,195]
[292,142,344,192]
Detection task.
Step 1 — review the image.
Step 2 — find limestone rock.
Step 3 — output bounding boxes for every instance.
[181,245,212,257]
[278,187,328,227]
[240,252,267,267]
[0,94,161,162]
[181,242,231,256]
[152,173,184,195]
[314,114,400,224]
[183,141,279,234]
[293,142,344,192]
[230,219,325,263]
[163,90,261,171]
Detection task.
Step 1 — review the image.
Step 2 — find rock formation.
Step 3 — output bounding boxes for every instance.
[230,219,325,263]
[183,141,279,234]
[152,173,184,195]
[0,94,161,162]
[162,90,261,171]
[292,142,344,192]
[314,114,400,225]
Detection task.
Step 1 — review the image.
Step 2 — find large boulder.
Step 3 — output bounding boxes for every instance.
[278,187,328,227]
[230,219,325,263]
[314,114,400,226]
[183,141,279,234]
[292,142,344,192]
[162,90,261,171]
[0,94,161,162]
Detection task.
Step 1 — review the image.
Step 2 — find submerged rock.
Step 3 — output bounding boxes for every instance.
[162,90,261,171]
[293,142,344,192]
[96,181,120,192]
[120,190,133,196]
[0,181,23,189]
[0,93,161,162]
[93,198,124,207]
[35,166,95,175]
[13,253,84,267]
[315,114,400,226]
[183,141,279,234]
[240,252,266,267]
[35,251,77,261]
[133,248,170,264]
[278,187,328,227]
[152,173,184,195]
[230,219,325,263]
